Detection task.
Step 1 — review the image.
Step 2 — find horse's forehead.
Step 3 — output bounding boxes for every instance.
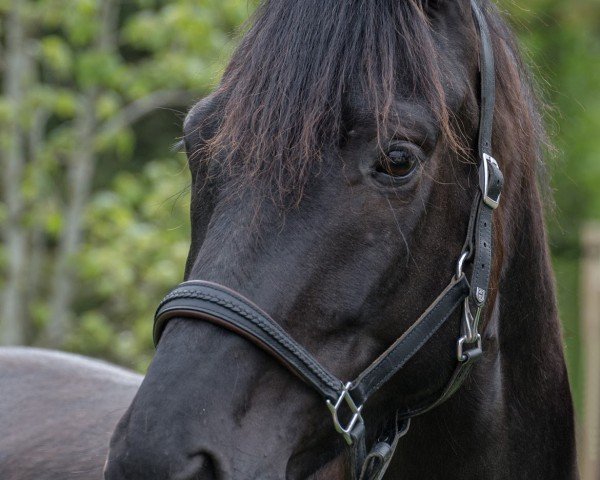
[343,90,439,137]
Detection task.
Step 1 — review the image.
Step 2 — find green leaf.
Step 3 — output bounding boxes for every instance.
[40,35,74,77]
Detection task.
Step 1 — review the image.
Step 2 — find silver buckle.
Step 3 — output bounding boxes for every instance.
[326,382,364,445]
[482,153,501,209]
[457,333,482,362]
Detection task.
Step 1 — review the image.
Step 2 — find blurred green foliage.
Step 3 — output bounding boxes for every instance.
[0,0,598,406]
[0,0,253,366]
[67,159,191,370]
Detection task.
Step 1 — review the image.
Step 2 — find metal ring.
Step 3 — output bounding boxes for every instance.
[326,383,364,446]
[455,251,470,279]
[461,298,475,341]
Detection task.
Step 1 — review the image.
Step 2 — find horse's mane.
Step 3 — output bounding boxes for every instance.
[204,0,546,202]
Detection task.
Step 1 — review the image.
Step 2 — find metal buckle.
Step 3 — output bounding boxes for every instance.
[481,153,501,209]
[457,333,482,362]
[326,382,364,446]
[457,298,483,361]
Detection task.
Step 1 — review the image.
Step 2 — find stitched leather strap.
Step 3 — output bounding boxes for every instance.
[154,280,344,402]
[154,275,470,404]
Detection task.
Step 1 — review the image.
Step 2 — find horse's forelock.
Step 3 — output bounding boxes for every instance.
[202,0,544,205]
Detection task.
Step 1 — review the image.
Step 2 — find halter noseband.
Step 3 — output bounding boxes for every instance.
[153,2,503,478]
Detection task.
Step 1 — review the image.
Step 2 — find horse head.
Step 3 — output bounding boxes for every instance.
[105,1,577,479]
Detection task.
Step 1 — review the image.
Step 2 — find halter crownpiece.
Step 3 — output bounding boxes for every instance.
[153,1,503,478]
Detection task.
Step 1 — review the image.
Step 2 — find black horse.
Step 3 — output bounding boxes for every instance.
[2,0,578,479]
[104,0,577,478]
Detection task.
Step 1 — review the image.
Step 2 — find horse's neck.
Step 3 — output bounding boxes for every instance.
[387,182,578,479]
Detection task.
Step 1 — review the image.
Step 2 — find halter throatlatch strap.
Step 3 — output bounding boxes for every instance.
[153,1,502,479]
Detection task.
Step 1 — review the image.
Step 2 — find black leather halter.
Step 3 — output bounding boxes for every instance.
[153,2,503,478]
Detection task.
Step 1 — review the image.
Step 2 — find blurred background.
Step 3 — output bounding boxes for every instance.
[0,0,599,475]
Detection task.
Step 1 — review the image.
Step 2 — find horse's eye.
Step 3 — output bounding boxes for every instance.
[376,149,418,178]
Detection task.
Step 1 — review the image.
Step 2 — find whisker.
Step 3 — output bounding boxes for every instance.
[385,197,416,270]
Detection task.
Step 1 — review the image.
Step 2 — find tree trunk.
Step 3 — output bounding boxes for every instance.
[45,0,121,346]
[1,1,28,345]
[25,109,50,343]
[46,94,97,345]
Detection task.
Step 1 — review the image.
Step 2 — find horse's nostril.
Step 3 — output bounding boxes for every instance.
[192,453,219,480]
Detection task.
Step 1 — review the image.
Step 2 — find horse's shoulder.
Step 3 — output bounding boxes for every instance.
[0,346,143,387]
